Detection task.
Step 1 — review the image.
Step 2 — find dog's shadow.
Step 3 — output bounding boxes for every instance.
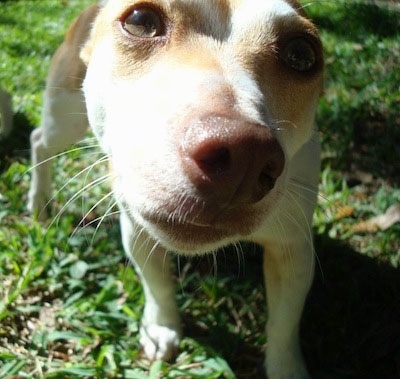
[180,236,400,379]
[0,112,32,172]
[304,234,400,379]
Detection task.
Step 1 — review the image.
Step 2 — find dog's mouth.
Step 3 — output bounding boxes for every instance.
[138,199,267,253]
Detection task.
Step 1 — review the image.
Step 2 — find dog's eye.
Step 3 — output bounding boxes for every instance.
[122,7,164,38]
[281,38,317,72]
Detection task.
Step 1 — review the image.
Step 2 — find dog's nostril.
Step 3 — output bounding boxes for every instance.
[197,147,230,175]
[252,154,284,202]
[259,170,275,191]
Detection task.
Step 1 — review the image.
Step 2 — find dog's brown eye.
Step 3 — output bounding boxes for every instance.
[123,7,164,38]
[281,38,317,72]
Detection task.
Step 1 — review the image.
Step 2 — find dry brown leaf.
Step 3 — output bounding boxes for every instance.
[334,205,355,220]
[352,204,400,233]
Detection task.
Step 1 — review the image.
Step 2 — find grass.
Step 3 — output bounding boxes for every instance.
[0,0,399,378]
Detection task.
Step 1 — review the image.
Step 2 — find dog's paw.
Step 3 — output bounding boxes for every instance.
[266,351,310,379]
[266,364,310,379]
[266,370,310,379]
[140,323,181,361]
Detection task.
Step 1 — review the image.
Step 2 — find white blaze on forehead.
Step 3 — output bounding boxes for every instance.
[220,0,297,126]
[224,63,266,124]
[223,0,298,123]
[231,0,296,34]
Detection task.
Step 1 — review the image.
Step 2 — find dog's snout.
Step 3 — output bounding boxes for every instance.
[181,116,285,207]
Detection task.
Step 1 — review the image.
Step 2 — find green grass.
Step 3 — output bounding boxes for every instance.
[0,1,399,378]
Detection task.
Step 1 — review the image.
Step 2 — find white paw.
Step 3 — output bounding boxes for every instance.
[140,323,181,361]
[266,368,310,379]
[266,350,310,379]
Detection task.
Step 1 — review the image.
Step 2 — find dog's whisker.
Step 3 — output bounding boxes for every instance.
[77,135,98,144]
[282,205,323,283]
[68,191,117,244]
[48,172,111,231]
[276,214,293,260]
[47,154,109,210]
[176,254,186,296]
[141,240,161,275]
[273,119,300,131]
[90,200,120,245]
[76,207,120,235]
[167,192,187,224]
[275,214,302,280]
[298,2,314,11]
[283,190,324,281]
[289,176,318,192]
[289,177,336,208]
[233,242,245,278]
[34,154,108,222]
[130,226,155,267]
[129,224,146,263]
[167,191,206,226]
[286,188,318,211]
[80,154,109,215]
[65,112,90,117]
[24,145,100,175]
[283,195,314,249]
[288,178,327,202]
[161,249,171,277]
[239,243,246,278]
[48,82,85,91]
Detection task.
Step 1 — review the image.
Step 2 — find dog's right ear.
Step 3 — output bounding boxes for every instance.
[80,38,93,66]
[79,3,106,65]
[80,15,98,65]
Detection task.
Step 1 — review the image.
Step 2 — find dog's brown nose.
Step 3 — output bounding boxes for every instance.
[181,116,285,208]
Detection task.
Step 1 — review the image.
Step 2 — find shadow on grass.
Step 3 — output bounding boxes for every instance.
[312,1,400,186]
[311,3,400,40]
[304,234,400,379]
[0,112,32,173]
[180,237,400,379]
[319,102,400,187]
[178,246,267,378]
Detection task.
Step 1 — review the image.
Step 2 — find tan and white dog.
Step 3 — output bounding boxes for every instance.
[28,1,324,378]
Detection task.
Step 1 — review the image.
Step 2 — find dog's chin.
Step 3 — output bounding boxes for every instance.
[137,205,267,254]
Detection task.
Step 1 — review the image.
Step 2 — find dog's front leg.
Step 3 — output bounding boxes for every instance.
[263,241,314,379]
[0,87,12,136]
[120,210,181,361]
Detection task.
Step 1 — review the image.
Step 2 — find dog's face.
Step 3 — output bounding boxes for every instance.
[82,0,323,253]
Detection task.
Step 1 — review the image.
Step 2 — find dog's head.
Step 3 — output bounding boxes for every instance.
[82,0,323,253]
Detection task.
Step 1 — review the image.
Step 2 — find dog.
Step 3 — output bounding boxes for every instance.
[0,86,12,136]
[28,1,324,377]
